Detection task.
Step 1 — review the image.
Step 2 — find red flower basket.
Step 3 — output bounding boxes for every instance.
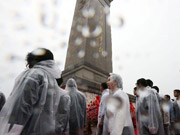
[86,96,100,134]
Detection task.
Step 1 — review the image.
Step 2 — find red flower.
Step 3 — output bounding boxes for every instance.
[86,96,101,134]
[130,102,137,134]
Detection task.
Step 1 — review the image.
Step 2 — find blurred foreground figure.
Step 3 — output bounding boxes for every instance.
[66,78,86,135]
[173,89,180,135]
[0,48,68,135]
[103,73,135,135]
[96,82,109,135]
[0,91,6,112]
[136,78,164,135]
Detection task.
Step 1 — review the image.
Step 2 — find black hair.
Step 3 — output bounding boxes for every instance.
[134,87,137,91]
[174,89,180,94]
[146,79,153,87]
[136,78,148,87]
[101,82,108,90]
[164,95,171,100]
[56,77,63,86]
[152,86,159,93]
[26,48,54,68]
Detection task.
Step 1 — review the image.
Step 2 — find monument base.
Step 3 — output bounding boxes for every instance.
[62,64,136,103]
[62,62,109,92]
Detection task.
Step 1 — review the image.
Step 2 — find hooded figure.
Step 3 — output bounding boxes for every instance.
[0,48,70,135]
[55,76,71,135]
[103,73,135,135]
[66,78,86,135]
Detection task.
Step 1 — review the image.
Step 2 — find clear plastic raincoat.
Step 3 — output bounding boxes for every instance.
[136,87,164,135]
[66,78,86,135]
[172,100,180,134]
[103,89,135,135]
[0,60,70,135]
[96,89,109,135]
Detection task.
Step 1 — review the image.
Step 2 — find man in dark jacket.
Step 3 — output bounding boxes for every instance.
[173,89,180,135]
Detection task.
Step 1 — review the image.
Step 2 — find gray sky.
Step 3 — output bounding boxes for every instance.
[0,0,180,99]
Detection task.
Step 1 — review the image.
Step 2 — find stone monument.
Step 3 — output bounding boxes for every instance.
[62,0,136,103]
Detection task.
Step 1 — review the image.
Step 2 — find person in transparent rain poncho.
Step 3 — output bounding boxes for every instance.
[0,48,70,135]
[103,73,135,135]
[96,82,109,135]
[55,76,71,135]
[65,78,86,135]
[136,78,164,135]
[162,95,174,135]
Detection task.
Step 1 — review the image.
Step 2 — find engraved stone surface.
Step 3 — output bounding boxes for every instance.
[62,0,136,102]
[64,0,112,74]
[62,0,112,95]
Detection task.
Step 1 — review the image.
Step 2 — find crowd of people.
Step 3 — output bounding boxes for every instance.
[97,77,180,135]
[0,48,180,135]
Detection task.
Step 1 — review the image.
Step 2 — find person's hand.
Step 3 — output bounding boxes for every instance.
[62,132,68,135]
[149,127,157,134]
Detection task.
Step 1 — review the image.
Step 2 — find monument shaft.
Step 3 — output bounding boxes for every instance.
[63,0,113,98]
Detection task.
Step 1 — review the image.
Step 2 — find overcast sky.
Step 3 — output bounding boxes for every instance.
[0,0,180,99]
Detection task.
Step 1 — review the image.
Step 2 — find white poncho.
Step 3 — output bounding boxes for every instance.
[0,60,70,135]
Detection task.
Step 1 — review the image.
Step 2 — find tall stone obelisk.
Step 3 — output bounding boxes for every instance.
[62,0,113,101]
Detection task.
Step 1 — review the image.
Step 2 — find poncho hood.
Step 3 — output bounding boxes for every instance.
[33,60,61,79]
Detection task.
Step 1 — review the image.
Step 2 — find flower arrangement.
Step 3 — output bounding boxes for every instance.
[130,102,137,135]
[86,96,100,134]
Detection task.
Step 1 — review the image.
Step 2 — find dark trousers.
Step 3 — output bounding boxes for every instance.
[141,126,158,135]
[97,126,103,135]
[122,127,131,135]
[164,124,170,135]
